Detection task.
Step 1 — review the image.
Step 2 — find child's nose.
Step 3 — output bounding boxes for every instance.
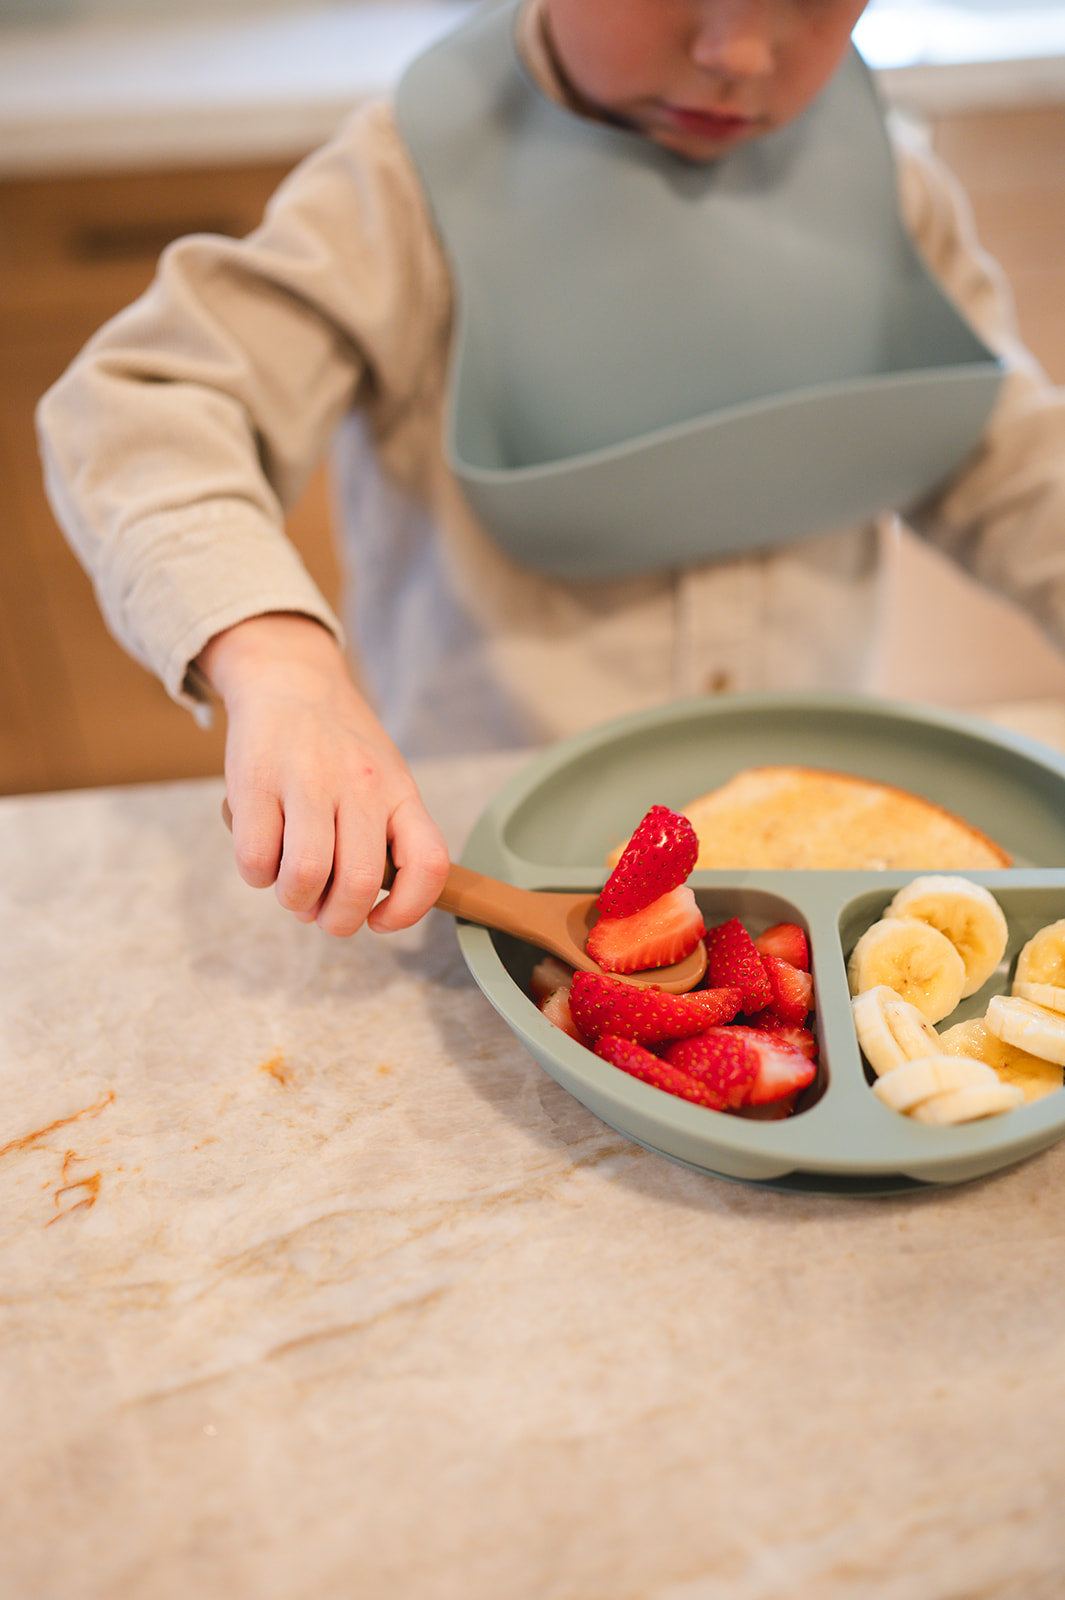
[689,0,777,79]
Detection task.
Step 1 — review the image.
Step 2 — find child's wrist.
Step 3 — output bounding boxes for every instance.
[196,612,341,696]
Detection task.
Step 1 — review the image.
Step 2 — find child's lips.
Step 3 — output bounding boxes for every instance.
[659,104,756,143]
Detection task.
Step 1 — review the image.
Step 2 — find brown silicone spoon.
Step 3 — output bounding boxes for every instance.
[221,801,707,992]
[384,856,708,993]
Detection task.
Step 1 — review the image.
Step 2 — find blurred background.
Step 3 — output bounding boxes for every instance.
[2,0,1064,794]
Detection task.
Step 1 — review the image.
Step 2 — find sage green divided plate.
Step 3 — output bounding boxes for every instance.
[456,692,1065,1194]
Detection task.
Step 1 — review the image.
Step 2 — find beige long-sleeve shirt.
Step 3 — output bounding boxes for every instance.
[36,17,1065,757]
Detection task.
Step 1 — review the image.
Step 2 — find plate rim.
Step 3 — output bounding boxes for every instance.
[480,688,1065,840]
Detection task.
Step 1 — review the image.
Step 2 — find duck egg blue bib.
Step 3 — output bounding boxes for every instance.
[395,1,1004,580]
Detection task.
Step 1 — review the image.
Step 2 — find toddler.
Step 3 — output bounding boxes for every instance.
[37,0,1065,937]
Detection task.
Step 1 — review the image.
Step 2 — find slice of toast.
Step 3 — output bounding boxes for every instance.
[614,766,1012,870]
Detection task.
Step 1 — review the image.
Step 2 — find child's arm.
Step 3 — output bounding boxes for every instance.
[37,103,456,933]
[196,612,450,936]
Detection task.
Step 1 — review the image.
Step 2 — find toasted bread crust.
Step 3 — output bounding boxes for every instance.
[613,766,1012,870]
[684,766,1011,869]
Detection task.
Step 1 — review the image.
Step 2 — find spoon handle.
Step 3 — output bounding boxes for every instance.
[435,864,592,956]
[386,850,597,969]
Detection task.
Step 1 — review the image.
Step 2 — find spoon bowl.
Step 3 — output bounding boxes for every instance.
[434,861,708,993]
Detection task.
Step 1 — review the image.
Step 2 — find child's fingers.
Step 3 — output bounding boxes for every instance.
[266,789,426,938]
[308,809,438,938]
[300,791,449,937]
[272,795,346,920]
[364,802,450,935]
[225,791,285,890]
[309,814,392,938]
[220,754,447,937]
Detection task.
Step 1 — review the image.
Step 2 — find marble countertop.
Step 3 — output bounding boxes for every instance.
[4,710,1065,1598]
[3,1,1065,177]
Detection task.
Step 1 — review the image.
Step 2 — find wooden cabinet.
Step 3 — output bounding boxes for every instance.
[0,158,340,794]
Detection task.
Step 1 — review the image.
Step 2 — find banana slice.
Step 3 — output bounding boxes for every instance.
[847,917,966,1023]
[872,1053,998,1113]
[885,874,1007,998]
[1013,980,1065,1013]
[910,1081,1025,1125]
[852,985,944,1076]
[1014,919,1065,991]
[1012,915,1065,1014]
[940,1016,1063,1102]
[985,994,1065,1067]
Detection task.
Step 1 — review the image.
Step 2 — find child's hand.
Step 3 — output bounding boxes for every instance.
[196,614,450,936]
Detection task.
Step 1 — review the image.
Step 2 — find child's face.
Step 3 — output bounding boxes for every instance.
[541,0,870,163]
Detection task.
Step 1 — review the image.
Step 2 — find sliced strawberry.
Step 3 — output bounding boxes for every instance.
[759,953,814,1027]
[703,917,772,1013]
[663,1028,756,1109]
[537,985,589,1044]
[586,885,705,976]
[594,1035,734,1110]
[597,805,699,918]
[729,1026,817,1107]
[754,921,810,971]
[569,970,742,1045]
[530,955,577,1004]
[742,1010,818,1059]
